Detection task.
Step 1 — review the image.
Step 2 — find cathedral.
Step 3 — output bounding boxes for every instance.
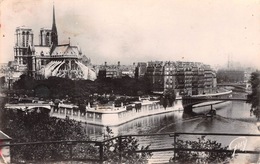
[13,5,97,81]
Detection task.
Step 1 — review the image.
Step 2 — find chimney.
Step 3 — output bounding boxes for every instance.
[118,61,120,66]
[105,62,107,66]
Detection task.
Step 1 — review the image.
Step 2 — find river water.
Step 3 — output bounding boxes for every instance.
[1,93,259,163]
[84,92,260,163]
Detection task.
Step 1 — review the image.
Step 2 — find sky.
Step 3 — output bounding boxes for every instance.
[0,0,260,68]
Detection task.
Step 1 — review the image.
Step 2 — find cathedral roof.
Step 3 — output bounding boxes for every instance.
[52,44,69,55]
[51,44,81,57]
[34,46,51,56]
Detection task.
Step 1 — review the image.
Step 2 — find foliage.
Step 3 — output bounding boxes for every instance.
[160,89,176,109]
[12,75,152,105]
[247,71,260,120]
[165,89,176,107]
[0,108,93,162]
[216,70,245,83]
[0,76,5,87]
[160,96,168,109]
[0,106,152,163]
[169,136,233,164]
[102,127,152,164]
[114,96,139,107]
[0,97,8,130]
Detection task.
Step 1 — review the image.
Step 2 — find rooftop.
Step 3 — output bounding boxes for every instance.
[16,26,32,31]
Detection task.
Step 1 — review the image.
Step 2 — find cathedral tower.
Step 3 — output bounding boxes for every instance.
[39,28,52,46]
[14,26,33,70]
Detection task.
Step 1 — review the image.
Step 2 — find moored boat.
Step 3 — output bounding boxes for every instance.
[50,99,183,126]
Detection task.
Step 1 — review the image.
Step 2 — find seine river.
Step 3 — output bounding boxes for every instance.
[84,92,260,163]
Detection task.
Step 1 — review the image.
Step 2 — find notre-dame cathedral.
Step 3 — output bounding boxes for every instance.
[13,5,97,81]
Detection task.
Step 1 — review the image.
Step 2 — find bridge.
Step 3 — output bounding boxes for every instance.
[182,97,247,101]
[182,96,248,113]
[5,103,51,111]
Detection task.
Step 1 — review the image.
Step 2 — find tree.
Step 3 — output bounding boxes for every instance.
[103,127,152,164]
[0,107,152,163]
[13,74,35,90]
[159,96,168,109]
[164,89,176,107]
[159,89,176,109]
[0,76,5,87]
[0,108,90,162]
[247,71,260,120]
[169,136,233,164]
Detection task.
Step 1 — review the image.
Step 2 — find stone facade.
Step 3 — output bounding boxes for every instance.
[145,61,216,96]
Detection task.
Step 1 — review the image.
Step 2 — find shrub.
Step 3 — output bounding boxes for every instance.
[103,127,152,164]
[169,136,234,164]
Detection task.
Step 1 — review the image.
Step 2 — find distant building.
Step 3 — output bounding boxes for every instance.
[0,63,8,77]
[98,62,121,79]
[135,62,147,78]
[217,69,245,83]
[146,61,164,93]
[204,65,216,93]
[0,62,22,89]
[145,61,216,96]
[13,5,96,80]
[98,61,135,79]
[120,62,136,78]
[164,61,177,92]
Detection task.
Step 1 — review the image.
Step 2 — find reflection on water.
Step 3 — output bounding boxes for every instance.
[82,99,260,163]
[84,100,257,138]
[83,110,184,140]
[218,101,257,121]
[83,100,259,138]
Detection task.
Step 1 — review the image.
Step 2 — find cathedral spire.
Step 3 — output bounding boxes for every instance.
[51,3,58,47]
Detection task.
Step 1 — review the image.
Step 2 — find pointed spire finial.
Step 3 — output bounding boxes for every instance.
[52,3,56,27]
[51,1,58,53]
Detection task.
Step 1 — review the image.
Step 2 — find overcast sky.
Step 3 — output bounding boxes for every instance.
[1,0,260,68]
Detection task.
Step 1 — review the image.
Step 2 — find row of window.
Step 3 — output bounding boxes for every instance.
[53,109,103,119]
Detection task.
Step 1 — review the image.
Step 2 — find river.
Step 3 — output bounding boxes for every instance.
[84,92,260,163]
[1,93,259,163]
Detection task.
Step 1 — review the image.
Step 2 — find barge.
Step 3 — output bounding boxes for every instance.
[50,99,183,126]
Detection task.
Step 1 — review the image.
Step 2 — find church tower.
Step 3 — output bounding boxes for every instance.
[39,28,52,46]
[14,26,33,71]
[51,4,58,47]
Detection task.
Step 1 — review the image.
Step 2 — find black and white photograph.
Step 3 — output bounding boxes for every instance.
[0,0,260,163]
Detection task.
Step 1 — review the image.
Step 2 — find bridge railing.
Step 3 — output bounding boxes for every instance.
[181,97,248,110]
[5,103,51,107]
[1,132,260,163]
[182,97,248,101]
